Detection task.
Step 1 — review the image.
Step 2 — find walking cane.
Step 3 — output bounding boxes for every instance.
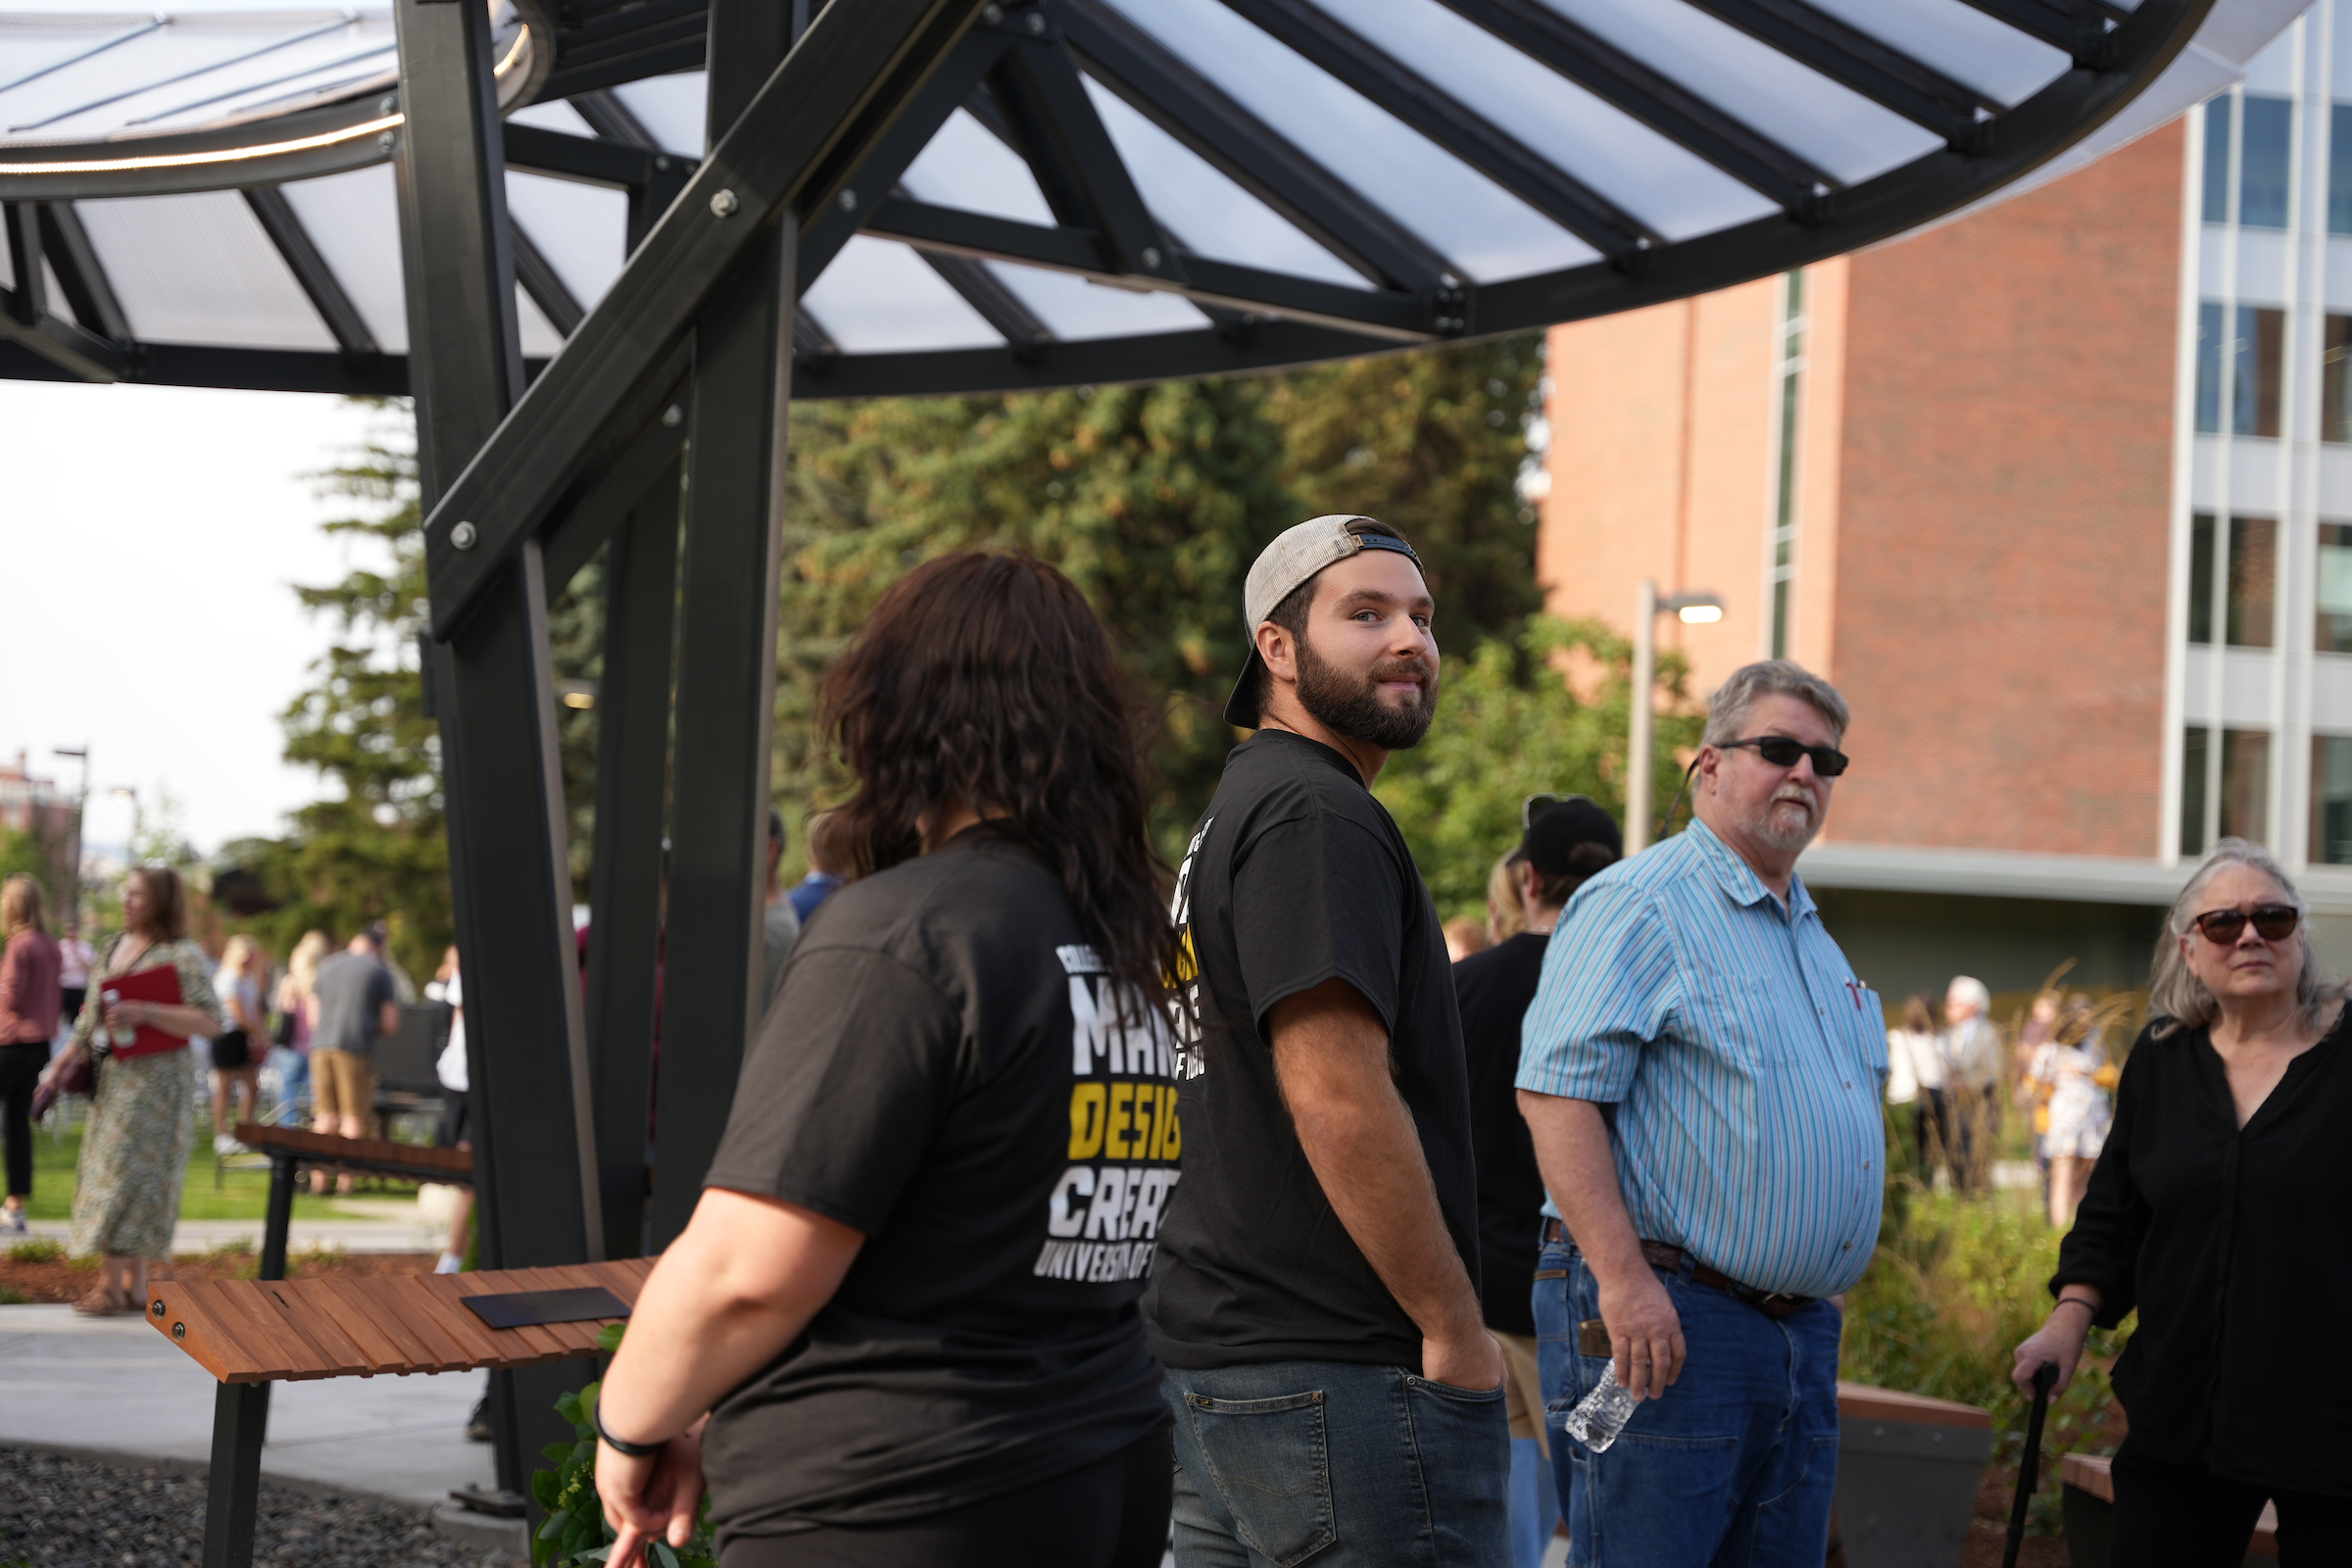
[2002,1361,2060,1568]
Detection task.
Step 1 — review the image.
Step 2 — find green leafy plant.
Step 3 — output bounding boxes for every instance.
[0,1286,29,1305]
[6,1237,65,1262]
[530,1324,714,1568]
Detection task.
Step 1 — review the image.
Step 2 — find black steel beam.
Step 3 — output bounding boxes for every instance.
[865,196,1439,340]
[522,105,698,253]
[200,1383,270,1568]
[513,220,586,336]
[542,386,690,592]
[793,24,1011,295]
[396,0,599,1520]
[422,0,994,639]
[921,248,1053,356]
[2,204,42,321]
[988,24,1177,280]
[571,87,660,149]
[1430,0,1833,217]
[1680,0,1992,142]
[1954,0,2110,65]
[649,0,801,1251]
[0,293,123,381]
[1216,0,1654,257]
[792,305,839,368]
[503,121,663,187]
[243,185,380,356]
[37,203,130,341]
[1056,0,1452,291]
[582,459,679,1260]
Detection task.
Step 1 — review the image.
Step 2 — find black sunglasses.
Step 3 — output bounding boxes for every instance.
[1716,735,1850,778]
[1522,792,1598,829]
[2189,904,2300,945]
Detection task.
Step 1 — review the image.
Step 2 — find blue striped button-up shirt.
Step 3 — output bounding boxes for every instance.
[1515,819,1886,1298]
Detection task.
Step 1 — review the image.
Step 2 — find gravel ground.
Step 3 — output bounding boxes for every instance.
[0,1446,523,1568]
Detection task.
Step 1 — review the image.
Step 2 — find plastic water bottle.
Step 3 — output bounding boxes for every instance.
[102,988,135,1049]
[1562,1362,1642,1452]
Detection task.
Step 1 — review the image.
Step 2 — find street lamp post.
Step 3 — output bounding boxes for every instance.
[1625,581,1724,855]
[52,745,87,920]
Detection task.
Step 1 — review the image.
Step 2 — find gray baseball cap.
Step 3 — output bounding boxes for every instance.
[1223,514,1426,728]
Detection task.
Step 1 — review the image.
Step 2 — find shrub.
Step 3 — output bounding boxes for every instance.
[6,1238,65,1263]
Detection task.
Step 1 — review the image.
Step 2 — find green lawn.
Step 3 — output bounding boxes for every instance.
[18,1110,407,1223]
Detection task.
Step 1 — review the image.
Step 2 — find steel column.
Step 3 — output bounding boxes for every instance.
[647,0,799,1249]
[199,1383,270,1568]
[584,460,681,1258]
[395,0,600,1516]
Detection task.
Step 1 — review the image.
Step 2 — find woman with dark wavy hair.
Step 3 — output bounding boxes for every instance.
[597,552,1181,1568]
[2013,839,2352,1563]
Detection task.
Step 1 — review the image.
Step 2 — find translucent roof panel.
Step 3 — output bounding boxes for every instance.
[1538,0,1945,189]
[1099,0,1601,281]
[984,262,1211,340]
[608,71,707,160]
[1082,77,1366,288]
[75,187,336,348]
[1805,0,2072,109]
[514,281,562,357]
[800,235,1005,354]
[898,107,1057,227]
[1337,0,1777,243]
[0,10,396,140]
[277,161,408,352]
[505,169,627,305]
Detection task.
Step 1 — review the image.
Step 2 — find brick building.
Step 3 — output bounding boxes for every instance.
[0,750,79,912]
[1538,8,2352,1002]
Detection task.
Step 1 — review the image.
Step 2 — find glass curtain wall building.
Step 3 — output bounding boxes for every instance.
[2180,7,2352,877]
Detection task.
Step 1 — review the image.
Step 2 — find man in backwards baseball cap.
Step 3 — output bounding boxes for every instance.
[1150,517,1509,1564]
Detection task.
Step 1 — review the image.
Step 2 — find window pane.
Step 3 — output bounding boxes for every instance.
[2321,523,2352,652]
[2334,106,2352,234]
[2313,735,2352,864]
[2206,95,2233,224]
[2196,302,2224,434]
[2228,515,2277,648]
[2233,307,2284,438]
[2190,513,2215,645]
[2240,94,2293,228]
[2221,729,2271,843]
[2327,316,2352,442]
[2182,725,2210,856]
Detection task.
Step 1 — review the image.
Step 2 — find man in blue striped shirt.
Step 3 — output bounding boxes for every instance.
[1515,661,1885,1568]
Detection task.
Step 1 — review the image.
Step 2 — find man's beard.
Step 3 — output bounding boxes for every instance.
[1748,786,1823,854]
[1295,630,1439,750]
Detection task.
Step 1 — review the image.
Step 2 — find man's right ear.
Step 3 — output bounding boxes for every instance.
[1256,620,1298,684]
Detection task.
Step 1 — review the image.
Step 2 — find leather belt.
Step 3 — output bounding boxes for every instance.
[1540,1218,1818,1322]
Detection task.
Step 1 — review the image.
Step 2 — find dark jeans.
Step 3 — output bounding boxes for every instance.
[721,1426,1171,1568]
[1537,1239,1840,1568]
[1,1041,48,1198]
[1163,1358,1510,1568]
[2110,1440,2352,1566]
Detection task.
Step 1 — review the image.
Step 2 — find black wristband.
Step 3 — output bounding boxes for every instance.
[594,1404,662,1458]
[2053,1297,2097,1321]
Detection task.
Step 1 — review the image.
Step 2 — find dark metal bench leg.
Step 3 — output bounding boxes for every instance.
[202,1381,271,1568]
[261,1152,295,1284]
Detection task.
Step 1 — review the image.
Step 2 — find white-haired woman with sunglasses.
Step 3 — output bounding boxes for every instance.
[2011,839,2352,1563]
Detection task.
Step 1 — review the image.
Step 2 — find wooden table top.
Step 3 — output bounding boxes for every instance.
[143,1257,650,1384]
[232,1121,472,1179]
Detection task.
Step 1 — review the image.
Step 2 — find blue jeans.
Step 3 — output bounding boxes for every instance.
[1535,1241,1840,1568]
[1163,1360,1511,1568]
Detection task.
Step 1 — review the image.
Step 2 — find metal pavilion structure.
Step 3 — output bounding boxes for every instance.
[0,0,2302,1534]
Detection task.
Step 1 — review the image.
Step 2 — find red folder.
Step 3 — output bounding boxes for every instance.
[101,963,187,1058]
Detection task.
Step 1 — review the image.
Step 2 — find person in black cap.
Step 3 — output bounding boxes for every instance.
[1150,514,1508,1567]
[1453,797,1622,1568]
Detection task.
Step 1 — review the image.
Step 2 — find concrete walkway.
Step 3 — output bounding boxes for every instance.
[0,1303,494,1505]
[16,1208,443,1256]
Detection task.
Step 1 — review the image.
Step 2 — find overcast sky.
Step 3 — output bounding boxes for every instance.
[2,380,389,859]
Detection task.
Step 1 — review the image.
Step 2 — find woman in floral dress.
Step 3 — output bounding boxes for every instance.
[42,866,222,1314]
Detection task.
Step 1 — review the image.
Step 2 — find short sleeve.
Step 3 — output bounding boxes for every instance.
[1229,814,1404,1035]
[1515,880,1677,1102]
[703,947,964,1235]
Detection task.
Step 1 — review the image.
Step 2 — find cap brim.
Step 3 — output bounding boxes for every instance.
[1222,648,1267,728]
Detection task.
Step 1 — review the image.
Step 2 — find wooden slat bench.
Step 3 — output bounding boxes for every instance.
[2061,1452,2278,1564]
[146,1251,650,1568]
[230,1120,471,1280]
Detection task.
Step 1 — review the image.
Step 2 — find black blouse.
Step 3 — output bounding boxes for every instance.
[2052,1011,2352,1496]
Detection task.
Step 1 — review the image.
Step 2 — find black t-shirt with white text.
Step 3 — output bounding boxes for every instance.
[700,828,1174,1544]
[1145,730,1480,1370]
